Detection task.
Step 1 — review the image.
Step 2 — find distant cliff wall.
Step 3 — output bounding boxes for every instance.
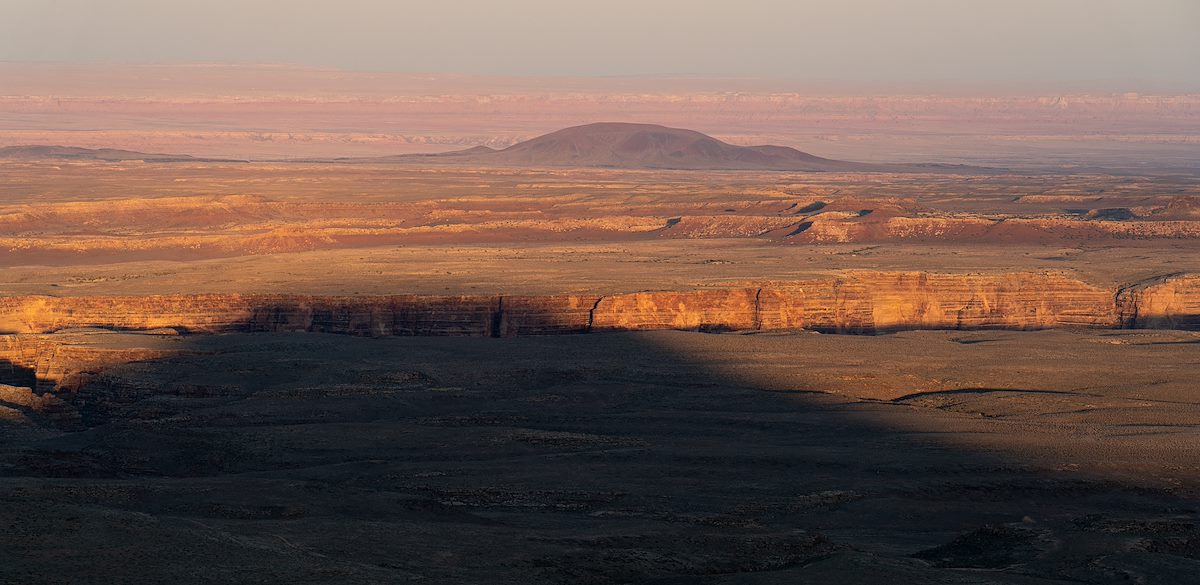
[1116,274,1200,330]
[1,272,1196,339]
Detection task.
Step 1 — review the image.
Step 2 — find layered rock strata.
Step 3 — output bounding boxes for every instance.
[0,334,181,393]
[0,271,1196,431]
[0,272,1196,339]
[0,383,82,429]
[1117,274,1200,330]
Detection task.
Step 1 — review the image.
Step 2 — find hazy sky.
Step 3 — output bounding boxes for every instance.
[3,0,1198,89]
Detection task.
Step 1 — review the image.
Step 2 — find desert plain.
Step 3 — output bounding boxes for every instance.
[2,66,1200,584]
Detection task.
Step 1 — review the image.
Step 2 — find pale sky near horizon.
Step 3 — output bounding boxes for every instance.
[2,0,1198,90]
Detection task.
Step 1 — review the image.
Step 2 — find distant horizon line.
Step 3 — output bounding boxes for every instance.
[4,60,1198,95]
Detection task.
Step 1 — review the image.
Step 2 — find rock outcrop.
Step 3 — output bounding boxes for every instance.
[0,384,83,429]
[589,273,1119,334]
[592,289,760,332]
[1117,274,1200,330]
[760,273,1119,333]
[0,270,1196,433]
[0,333,181,393]
[1,272,1196,340]
[784,215,1200,244]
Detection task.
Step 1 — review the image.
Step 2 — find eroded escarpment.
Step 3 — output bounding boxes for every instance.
[1,272,1197,340]
[1116,273,1200,330]
[0,294,602,338]
[0,271,1197,430]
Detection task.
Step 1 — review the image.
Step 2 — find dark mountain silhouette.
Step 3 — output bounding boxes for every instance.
[450,122,873,171]
[4,127,995,173]
[354,123,990,172]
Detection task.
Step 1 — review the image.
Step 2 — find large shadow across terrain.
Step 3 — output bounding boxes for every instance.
[0,358,36,389]
[2,326,1200,584]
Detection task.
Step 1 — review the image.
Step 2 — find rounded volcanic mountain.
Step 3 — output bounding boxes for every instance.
[478,122,868,171]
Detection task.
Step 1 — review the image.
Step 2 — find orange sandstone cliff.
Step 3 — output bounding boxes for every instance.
[2,271,1198,429]
[1,272,1196,339]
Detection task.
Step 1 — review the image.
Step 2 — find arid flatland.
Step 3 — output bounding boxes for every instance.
[2,119,1200,584]
[4,328,1200,583]
[5,2,1200,581]
[2,158,1200,296]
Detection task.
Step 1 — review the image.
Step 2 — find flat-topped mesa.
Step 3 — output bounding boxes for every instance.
[1,272,1197,338]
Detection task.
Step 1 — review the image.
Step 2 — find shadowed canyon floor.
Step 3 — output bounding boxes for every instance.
[2,329,1200,584]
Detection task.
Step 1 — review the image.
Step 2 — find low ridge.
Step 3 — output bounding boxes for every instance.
[0,145,197,162]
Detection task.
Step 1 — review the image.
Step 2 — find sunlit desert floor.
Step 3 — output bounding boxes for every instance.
[2,160,1200,583]
[2,161,1200,295]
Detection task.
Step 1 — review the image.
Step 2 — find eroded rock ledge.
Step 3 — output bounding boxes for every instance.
[1,272,1197,338]
[1,271,1197,429]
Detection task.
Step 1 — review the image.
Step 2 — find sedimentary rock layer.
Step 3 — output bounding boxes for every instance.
[0,334,180,393]
[1,272,1196,340]
[0,384,81,428]
[0,271,1195,426]
[1117,274,1200,330]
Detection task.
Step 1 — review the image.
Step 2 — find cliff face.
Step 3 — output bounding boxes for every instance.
[2,272,1196,340]
[1117,274,1200,330]
[592,289,760,332]
[786,215,1200,245]
[0,384,81,428]
[0,295,612,338]
[0,334,180,393]
[766,272,1118,333]
[591,273,1119,334]
[1,271,1197,430]
[0,295,506,337]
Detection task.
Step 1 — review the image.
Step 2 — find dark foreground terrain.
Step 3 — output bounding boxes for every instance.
[3,329,1199,584]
